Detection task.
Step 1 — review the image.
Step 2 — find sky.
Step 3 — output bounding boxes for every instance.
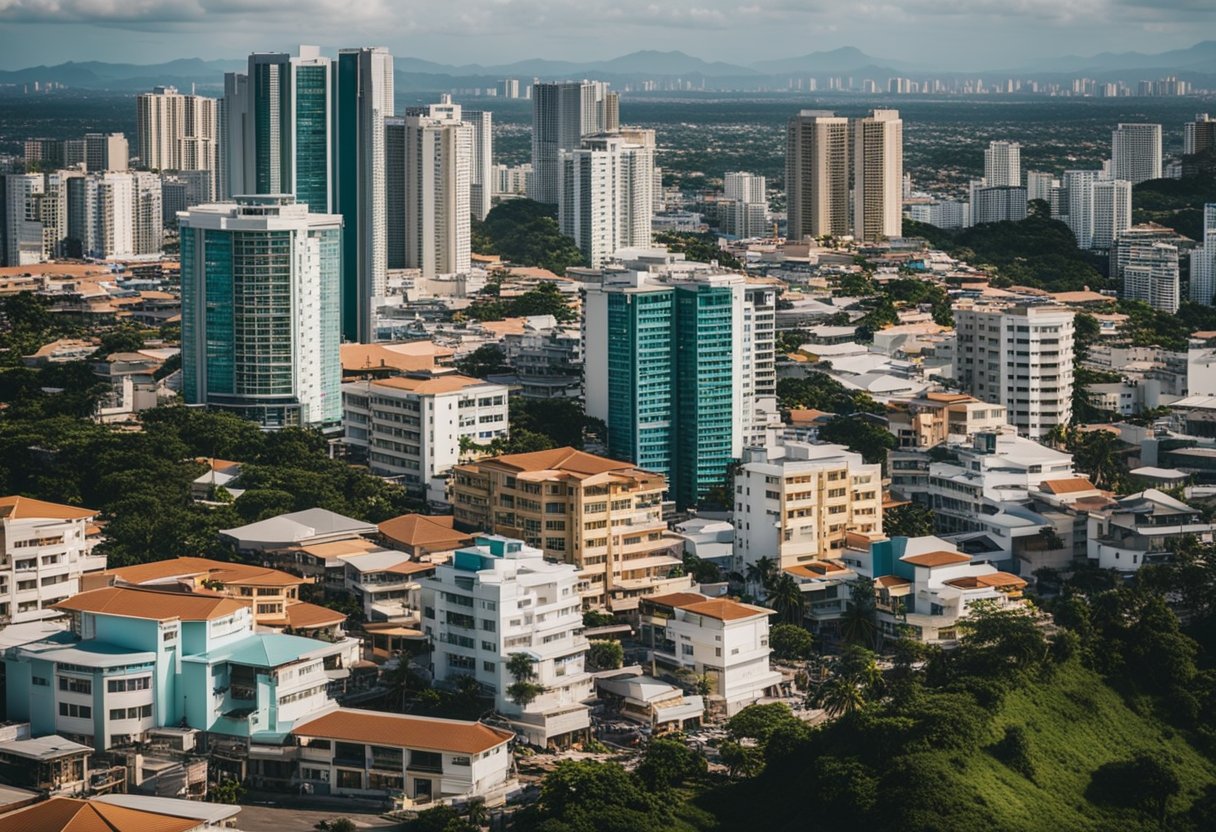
[0,0,1212,71]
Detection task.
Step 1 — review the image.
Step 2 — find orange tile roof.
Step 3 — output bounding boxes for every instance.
[195,457,241,473]
[340,343,448,374]
[977,572,1028,589]
[784,561,848,579]
[378,514,475,550]
[0,796,199,832]
[483,446,638,477]
[297,538,382,558]
[291,708,512,755]
[643,592,712,609]
[875,575,912,588]
[107,557,306,588]
[901,550,971,568]
[680,598,773,622]
[0,496,97,521]
[53,586,246,622]
[1041,477,1098,495]
[370,374,491,395]
[283,601,346,629]
[386,561,437,576]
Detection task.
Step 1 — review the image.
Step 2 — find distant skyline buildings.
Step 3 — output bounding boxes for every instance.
[1111,123,1163,184]
[529,80,617,205]
[983,141,1022,188]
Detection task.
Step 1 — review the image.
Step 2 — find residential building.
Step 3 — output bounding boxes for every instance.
[1088,489,1216,572]
[340,547,434,624]
[466,109,493,221]
[1026,170,1059,207]
[1062,169,1099,248]
[341,373,510,499]
[422,535,592,748]
[0,730,92,797]
[179,195,343,430]
[724,171,766,204]
[0,496,105,624]
[905,198,969,229]
[135,86,218,190]
[448,447,692,610]
[1191,204,1216,305]
[333,47,394,343]
[785,110,850,240]
[1,171,77,265]
[386,97,472,278]
[290,708,513,803]
[219,71,252,200]
[1121,241,1180,313]
[733,442,883,573]
[595,673,704,732]
[1091,178,1133,250]
[886,393,1008,500]
[66,172,135,260]
[983,141,1021,187]
[247,47,333,213]
[1185,113,1216,156]
[3,586,360,749]
[558,131,654,267]
[953,300,1075,437]
[220,508,377,554]
[84,132,128,172]
[970,185,1027,225]
[852,109,903,241]
[0,796,240,832]
[718,198,768,239]
[530,80,613,204]
[1112,123,1163,184]
[639,592,783,716]
[378,513,475,558]
[130,171,164,255]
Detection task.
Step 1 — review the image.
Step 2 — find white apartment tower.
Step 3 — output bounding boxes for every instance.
[530,81,613,205]
[724,171,766,204]
[983,141,1022,187]
[67,172,135,259]
[219,72,252,200]
[466,110,494,221]
[1091,178,1133,251]
[386,98,472,278]
[1122,242,1180,313]
[785,111,850,240]
[953,301,1075,438]
[1192,204,1216,306]
[130,171,163,255]
[421,535,592,748]
[559,132,654,267]
[136,86,218,191]
[0,496,105,624]
[853,109,903,241]
[1112,123,1163,184]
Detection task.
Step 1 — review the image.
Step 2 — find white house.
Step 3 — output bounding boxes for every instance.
[0,496,106,624]
[1087,488,1216,572]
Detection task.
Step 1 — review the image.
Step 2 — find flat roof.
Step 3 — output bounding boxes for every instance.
[0,735,92,762]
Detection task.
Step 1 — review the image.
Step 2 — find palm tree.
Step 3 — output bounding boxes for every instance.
[1073,429,1127,491]
[745,556,777,596]
[811,676,867,718]
[506,652,543,709]
[766,573,806,624]
[841,577,878,648]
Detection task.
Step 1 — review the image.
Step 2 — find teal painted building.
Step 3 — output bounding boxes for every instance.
[3,586,359,750]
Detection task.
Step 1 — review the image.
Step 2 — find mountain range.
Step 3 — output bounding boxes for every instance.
[1,42,1212,92]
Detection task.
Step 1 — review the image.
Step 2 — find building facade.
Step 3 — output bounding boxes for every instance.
[852,109,903,241]
[0,496,105,625]
[785,111,849,241]
[983,141,1022,187]
[136,86,218,191]
[558,132,654,267]
[1112,123,1163,184]
[530,81,614,205]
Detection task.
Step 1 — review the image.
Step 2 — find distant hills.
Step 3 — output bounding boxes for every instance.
[1,42,1212,93]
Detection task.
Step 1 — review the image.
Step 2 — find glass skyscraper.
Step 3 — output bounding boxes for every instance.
[180,195,342,430]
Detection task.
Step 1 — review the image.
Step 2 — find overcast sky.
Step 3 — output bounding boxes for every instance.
[0,0,1211,70]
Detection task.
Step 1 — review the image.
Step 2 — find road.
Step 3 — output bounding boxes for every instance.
[235,802,404,832]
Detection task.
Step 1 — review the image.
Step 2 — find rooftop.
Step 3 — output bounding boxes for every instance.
[185,632,344,668]
[645,592,772,621]
[1040,477,1098,495]
[53,587,246,622]
[106,556,306,588]
[0,735,92,762]
[901,550,972,568]
[221,508,377,548]
[378,513,474,551]
[0,496,97,521]
[368,373,493,395]
[0,796,200,832]
[291,708,513,755]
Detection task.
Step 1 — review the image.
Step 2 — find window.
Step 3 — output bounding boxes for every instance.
[162,629,176,642]
[481,641,495,652]
[481,619,496,632]
[681,644,694,656]
[483,661,496,673]
[334,742,364,764]
[108,677,151,693]
[58,676,91,694]
[58,703,91,718]
[451,756,471,766]
[32,676,48,687]
[336,769,363,790]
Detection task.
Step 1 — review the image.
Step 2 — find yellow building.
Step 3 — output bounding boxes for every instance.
[448,447,692,611]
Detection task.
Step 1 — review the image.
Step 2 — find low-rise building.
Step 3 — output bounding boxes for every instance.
[639,592,783,716]
[0,496,106,624]
[377,513,475,557]
[422,535,592,748]
[1087,488,1216,572]
[595,672,704,732]
[220,509,377,554]
[0,795,240,832]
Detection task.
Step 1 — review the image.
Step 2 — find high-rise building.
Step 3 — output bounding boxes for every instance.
[970,185,1028,225]
[1091,178,1133,250]
[720,171,768,238]
[179,195,342,430]
[1062,169,1098,247]
[785,110,849,241]
[333,47,393,344]
[219,72,252,199]
[0,174,62,266]
[1121,241,1180,313]
[130,171,163,255]
[84,133,128,172]
[953,300,1075,438]
[724,171,766,204]
[529,81,613,204]
[1026,171,1059,208]
[1185,113,1215,156]
[385,97,472,278]
[66,172,135,259]
[160,169,215,227]
[1112,123,1163,184]
[135,86,218,190]
[558,131,654,267]
[497,78,520,99]
[983,141,1022,187]
[1190,204,1216,305]
[247,46,333,213]
[466,110,493,221]
[853,109,903,241]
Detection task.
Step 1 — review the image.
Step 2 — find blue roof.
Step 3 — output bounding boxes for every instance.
[183,633,331,668]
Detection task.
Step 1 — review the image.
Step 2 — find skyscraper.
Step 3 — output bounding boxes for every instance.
[130,171,163,255]
[559,131,654,267]
[724,171,766,204]
[84,133,129,172]
[247,46,333,213]
[1091,178,1132,250]
[333,47,393,343]
[66,172,135,259]
[136,86,218,190]
[1112,123,1163,184]
[785,110,849,241]
[970,186,1028,225]
[1191,204,1216,306]
[983,141,1022,187]
[1122,242,1180,313]
[386,97,472,278]
[219,72,252,199]
[1184,114,1215,156]
[179,195,342,430]
[529,81,612,204]
[465,109,493,221]
[853,109,903,241]
[1,174,48,266]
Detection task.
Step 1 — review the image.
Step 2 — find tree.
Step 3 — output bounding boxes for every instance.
[841,577,878,648]
[745,556,777,596]
[1087,751,1181,825]
[405,805,475,832]
[726,702,802,745]
[456,344,511,379]
[883,502,934,537]
[718,739,764,778]
[506,652,543,708]
[766,572,806,624]
[471,199,587,276]
[812,675,868,718]
[586,640,624,671]
[817,417,896,467]
[523,760,672,832]
[770,622,814,661]
[207,778,244,804]
[635,736,707,791]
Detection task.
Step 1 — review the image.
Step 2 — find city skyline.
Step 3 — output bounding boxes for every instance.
[0,2,1213,73]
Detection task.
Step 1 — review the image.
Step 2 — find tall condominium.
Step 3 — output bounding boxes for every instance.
[1091,178,1132,250]
[1122,242,1180,313]
[179,195,342,430]
[853,109,903,241]
[66,172,162,259]
[247,47,333,213]
[530,81,613,204]
[386,96,472,278]
[1191,204,1216,305]
[1025,171,1059,209]
[953,300,1075,438]
[583,266,764,508]
[129,171,164,255]
[135,86,218,191]
[970,185,1028,225]
[721,171,768,238]
[1185,114,1215,156]
[84,133,128,172]
[983,141,1022,187]
[448,447,694,609]
[1112,123,1163,185]
[1,172,79,266]
[558,131,654,267]
[724,171,766,204]
[466,110,493,221]
[333,47,393,343]
[219,72,252,200]
[785,111,849,240]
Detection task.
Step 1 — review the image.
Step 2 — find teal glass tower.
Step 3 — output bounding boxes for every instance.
[180,195,342,430]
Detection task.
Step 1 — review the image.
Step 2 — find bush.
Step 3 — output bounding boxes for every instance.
[990,725,1035,781]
